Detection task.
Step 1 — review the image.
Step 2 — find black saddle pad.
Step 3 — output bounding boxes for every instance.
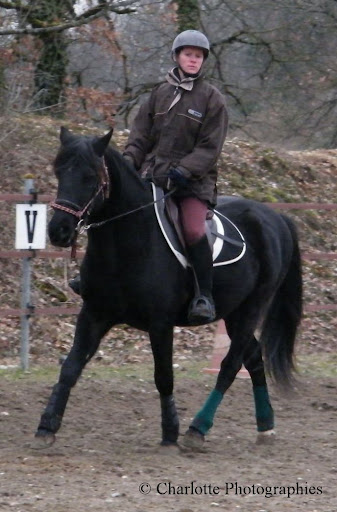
[152,184,246,268]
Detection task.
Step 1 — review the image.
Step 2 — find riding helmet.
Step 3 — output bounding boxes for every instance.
[172,30,210,60]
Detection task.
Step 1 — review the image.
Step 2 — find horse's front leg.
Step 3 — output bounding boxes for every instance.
[149,323,179,446]
[34,304,114,447]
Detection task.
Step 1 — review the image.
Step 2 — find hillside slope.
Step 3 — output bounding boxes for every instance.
[0,114,336,366]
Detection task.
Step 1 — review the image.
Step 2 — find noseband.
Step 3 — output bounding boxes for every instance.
[50,158,110,221]
[50,158,110,258]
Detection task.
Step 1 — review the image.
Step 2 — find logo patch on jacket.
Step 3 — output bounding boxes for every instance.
[188,109,203,118]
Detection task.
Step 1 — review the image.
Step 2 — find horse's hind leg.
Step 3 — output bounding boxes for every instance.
[183,332,275,449]
[149,324,179,446]
[183,307,262,449]
[183,333,244,449]
[34,304,114,447]
[243,336,275,443]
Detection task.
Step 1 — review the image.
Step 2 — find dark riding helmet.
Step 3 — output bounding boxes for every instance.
[171,30,210,60]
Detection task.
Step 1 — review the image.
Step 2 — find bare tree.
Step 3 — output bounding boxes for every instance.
[0,0,137,114]
[1,0,336,147]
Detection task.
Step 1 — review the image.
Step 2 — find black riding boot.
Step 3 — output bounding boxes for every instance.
[69,274,81,295]
[186,235,216,324]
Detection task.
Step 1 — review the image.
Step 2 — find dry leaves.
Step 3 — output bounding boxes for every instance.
[0,115,336,366]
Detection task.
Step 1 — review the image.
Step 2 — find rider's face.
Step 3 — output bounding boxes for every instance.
[177,46,204,74]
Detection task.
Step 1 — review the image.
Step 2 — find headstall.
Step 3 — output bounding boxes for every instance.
[50,158,110,220]
[50,158,110,258]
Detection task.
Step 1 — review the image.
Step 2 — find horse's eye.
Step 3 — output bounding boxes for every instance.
[83,174,96,184]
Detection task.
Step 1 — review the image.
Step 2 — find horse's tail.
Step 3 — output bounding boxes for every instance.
[260,215,303,391]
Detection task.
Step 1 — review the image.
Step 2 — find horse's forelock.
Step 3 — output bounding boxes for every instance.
[55,136,99,171]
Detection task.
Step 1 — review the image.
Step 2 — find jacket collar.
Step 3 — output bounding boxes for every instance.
[165,67,201,91]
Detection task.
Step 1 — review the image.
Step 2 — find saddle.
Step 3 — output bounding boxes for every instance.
[152,184,246,268]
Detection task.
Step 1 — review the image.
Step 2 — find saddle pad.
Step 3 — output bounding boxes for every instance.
[152,184,246,268]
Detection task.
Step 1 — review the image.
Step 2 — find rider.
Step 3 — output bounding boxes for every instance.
[123,30,228,323]
[70,30,228,324]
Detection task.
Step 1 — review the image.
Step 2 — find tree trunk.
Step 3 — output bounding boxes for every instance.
[22,0,75,116]
[175,0,201,32]
[34,33,68,115]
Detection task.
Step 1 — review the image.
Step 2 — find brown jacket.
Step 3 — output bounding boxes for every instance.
[124,69,228,205]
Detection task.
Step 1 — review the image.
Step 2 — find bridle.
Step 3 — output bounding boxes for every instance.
[50,157,110,258]
[50,156,176,258]
[51,157,110,217]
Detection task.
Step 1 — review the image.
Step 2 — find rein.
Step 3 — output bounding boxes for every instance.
[77,187,176,234]
[69,188,175,259]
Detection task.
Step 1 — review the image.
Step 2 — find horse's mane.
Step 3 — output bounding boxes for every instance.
[103,142,149,192]
[54,133,149,192]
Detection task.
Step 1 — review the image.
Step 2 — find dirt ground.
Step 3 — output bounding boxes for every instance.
[0,364,336,512]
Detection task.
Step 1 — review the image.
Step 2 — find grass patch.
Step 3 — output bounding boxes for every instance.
[0,360,209,384]
[0,365,60,382]
[297,353,337,378]
[0,357,335,384]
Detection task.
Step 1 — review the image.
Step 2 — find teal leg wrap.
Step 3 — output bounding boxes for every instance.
[253,385,274,432]
[190,389,223,435]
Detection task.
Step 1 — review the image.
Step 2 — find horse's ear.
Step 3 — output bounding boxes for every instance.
[60,126,76,145]
[92,129,113,157]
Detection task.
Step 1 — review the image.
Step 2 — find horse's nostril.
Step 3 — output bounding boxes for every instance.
[60,225,72,239]
[48,220,75,247]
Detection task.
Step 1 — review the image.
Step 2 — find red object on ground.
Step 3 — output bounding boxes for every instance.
[204,320,250,378]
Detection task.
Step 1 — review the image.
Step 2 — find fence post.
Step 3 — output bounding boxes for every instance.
[20,176,34,371]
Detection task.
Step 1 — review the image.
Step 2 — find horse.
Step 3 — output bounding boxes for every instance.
[34,127,302,450]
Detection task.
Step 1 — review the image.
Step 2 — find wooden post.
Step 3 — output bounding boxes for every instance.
[20,177,35,371]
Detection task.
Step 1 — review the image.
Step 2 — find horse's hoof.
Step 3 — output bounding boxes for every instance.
[182,428,205,451]
[256,429,276,445]
[160,439,178,447]
[159,440,180,454]
[31,431,56,449]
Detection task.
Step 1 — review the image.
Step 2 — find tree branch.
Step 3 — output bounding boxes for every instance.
[0,1,21,9]
[0,1,137,35]
[0,0,34,14]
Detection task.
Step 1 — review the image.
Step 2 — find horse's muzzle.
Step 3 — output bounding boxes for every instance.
[48,214,77,247]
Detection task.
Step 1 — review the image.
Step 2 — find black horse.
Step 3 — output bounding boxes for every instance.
[35,127,302,449]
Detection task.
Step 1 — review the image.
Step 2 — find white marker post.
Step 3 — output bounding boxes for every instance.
[15,177,47,370]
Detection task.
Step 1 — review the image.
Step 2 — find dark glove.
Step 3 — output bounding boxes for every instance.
[123,154,136,170]
[124,154,145,178]
[168,167,189,187]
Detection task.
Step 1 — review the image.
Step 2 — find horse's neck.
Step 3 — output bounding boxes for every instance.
[87,196,155,269]
[85,150,154,255]
[107,150,152,212]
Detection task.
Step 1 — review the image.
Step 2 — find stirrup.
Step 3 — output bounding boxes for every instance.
[188,295,216,324]
[69,275,81,295]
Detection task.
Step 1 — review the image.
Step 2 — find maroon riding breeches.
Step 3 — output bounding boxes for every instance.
[178,197,208,246]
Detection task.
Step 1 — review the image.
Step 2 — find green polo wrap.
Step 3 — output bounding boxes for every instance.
[190,388,223,435]
[253,385,274,432]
